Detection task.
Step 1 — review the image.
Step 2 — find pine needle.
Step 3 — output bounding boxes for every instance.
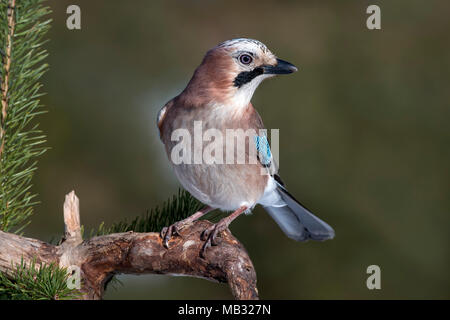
[0,259,81,300]
[91,189,204,237]
[0,0,50,233]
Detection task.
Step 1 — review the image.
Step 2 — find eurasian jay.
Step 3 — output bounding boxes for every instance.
[157,38,334,255]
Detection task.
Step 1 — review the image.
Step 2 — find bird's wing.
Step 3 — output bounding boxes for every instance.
[254,134,271,167]
[253,132,278,176]
[248,104,278,175]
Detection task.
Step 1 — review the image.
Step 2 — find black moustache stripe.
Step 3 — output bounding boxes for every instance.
[233,67,264,88]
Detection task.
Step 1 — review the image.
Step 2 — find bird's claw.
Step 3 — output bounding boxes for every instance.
[200,221,228,258]
[160,221,186,248]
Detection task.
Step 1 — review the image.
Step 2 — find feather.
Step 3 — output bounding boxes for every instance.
[263,175,335,241]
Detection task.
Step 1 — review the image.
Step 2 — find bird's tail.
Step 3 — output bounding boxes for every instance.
[264,186,335,242]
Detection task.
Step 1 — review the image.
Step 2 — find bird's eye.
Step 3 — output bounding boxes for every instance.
[239,54,253,65]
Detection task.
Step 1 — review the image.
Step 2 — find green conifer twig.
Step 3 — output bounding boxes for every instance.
[0,258,81,300]
[92,189,203,237]
[0,0,51,233]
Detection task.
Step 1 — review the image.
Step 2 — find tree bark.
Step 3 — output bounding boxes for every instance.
[0,191,259,300]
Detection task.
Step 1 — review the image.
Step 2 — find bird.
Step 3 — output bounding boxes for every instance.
[157,38,334,255]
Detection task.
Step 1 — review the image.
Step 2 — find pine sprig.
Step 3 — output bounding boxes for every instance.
[0,0,51,233]
[0,259,81,300]
[92,189,204,237]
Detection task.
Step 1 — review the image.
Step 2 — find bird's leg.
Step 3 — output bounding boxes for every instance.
[200,205,248,257]
[161,206,213,248]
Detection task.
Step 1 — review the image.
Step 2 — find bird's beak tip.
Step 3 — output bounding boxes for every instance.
[264,58,298,75]
[279,59,298,74]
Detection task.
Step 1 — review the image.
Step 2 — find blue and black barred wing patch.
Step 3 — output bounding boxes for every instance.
[254,135,272,167]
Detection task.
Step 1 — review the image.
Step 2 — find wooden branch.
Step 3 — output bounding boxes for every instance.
[0,191,258,300]
[62,191,82,245]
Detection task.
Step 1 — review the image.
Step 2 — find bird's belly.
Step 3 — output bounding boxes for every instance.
[172,163,267,211]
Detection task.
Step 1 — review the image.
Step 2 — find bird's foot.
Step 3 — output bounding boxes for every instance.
[199,206,248,258]
[200,218,230,258]
[160,220,189,248]
[160,206,214,249]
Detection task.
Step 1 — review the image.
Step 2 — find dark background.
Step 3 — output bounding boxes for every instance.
[27,0,449,299]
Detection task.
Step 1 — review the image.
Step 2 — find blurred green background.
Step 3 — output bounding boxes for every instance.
[26,0,449,299]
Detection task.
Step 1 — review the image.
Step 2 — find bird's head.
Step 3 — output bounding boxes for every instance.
[183,38,297,109]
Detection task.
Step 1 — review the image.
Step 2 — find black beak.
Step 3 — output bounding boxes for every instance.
[263,58,298,75]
